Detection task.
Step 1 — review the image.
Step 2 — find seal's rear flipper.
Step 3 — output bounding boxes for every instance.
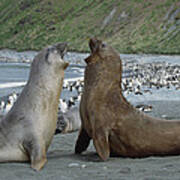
[75,127,91,154]
[93,130,110,161]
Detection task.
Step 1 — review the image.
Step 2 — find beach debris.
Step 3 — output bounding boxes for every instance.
[68,163,80,168]
[67,162,86,168]
[81,164,86,168]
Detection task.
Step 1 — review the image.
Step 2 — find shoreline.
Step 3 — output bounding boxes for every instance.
[0,49,180,65]
[0,46,180,56]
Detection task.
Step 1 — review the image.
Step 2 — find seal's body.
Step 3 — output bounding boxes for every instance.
[75,38,180,160]
[0,43,68,170]
[56,107,81,134]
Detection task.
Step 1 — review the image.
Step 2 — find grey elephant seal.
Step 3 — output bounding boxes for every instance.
[55,106,81,134]
[75,38,180,160]
[0,43,68,171]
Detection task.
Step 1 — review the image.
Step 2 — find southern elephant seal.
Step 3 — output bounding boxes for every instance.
[0,43,68,170]
[55,106,81,134]
[75,38,180,160]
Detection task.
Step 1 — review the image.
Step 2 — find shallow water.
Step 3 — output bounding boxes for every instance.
[0,50,180,113]
[0,62,29,97]
[0,62,85,98]
[0,50,88,98]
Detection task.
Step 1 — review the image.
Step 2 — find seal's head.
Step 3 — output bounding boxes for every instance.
[29,43,69,81]
[45,43,69,69]
[84,38,122,85]
[85,38,120,65]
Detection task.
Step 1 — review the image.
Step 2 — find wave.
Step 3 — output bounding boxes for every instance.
[0,82,26,89]
[64,77,84,82]
[0,77,83,90]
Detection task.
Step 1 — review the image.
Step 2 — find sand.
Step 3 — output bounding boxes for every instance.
[0,100,180,180]
[1,134,180,180]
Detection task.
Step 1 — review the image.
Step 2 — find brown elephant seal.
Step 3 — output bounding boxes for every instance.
[75,38,180,161]
[0,43,69,171]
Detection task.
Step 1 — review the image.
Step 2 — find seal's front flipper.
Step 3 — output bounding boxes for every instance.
[75,127,91,154]
[93,130,110,161]
[31,154,47,171]
[23,137,47,171]
[30,145,47,171]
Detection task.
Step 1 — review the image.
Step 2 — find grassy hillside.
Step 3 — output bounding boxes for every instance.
[0,0,179,54]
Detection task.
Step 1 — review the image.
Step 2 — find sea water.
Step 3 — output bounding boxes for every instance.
[0,51,180,118]
[0,62,85,99]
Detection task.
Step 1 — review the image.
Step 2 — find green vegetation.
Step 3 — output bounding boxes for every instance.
[0,0,179,54]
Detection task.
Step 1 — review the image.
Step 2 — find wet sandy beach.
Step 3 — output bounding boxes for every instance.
[1,133,180,180]
[0,100,180,180]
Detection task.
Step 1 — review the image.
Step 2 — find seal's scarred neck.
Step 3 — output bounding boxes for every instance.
[84,55,122,93]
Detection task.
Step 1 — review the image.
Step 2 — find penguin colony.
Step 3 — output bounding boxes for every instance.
[1,61,180,128]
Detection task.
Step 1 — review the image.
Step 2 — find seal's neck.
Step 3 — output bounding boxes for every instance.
[84,56,122,93]
[26,61,64,103]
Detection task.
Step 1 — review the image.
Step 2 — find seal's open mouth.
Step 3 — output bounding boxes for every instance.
[84,38,100,64]
[54,42,68,59]
[89,38,99,54]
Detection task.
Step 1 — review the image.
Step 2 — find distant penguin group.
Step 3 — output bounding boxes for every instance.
[0,92,18,116]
